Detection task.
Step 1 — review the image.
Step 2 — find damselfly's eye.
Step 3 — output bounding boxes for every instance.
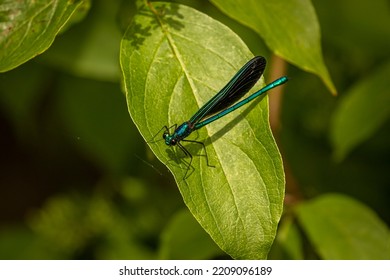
[170,139,177,145]
[163,133,168,139]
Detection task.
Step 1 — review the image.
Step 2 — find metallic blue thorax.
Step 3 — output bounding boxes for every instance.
[165,122,194,146]
[176,122,193,139]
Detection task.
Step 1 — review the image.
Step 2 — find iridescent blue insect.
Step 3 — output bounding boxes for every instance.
[161,56,288,177]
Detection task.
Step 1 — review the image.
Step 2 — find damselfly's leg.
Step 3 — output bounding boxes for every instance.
[177,142,194,179]
[181,139,215,168]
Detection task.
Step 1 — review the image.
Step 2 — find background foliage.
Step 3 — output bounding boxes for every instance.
[0,0,389,259]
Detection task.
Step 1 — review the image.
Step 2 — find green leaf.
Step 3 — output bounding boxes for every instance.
[210,0,336,94]
[120,2,285,259]
[296,194,390,259]
[159,209,224,260]
[330,61,390,161]
[0,0,85,72]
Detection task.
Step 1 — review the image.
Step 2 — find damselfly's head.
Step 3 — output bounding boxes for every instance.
[163,132,177,146]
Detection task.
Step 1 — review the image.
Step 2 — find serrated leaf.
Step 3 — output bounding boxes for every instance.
[120,2,285,259]
[330,61,390,161]
[0,0,85,72]
[210,0,336,94]
[296,194,390,259]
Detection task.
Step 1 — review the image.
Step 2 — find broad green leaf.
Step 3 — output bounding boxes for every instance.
[210,0,336,94]
[296,194,390,259]
[0,0,85,72]
[330,61,390,161]
[159,209,224,260]
[120,2,285,259]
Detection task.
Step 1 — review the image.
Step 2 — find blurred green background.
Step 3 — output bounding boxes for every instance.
[0,0,389,259]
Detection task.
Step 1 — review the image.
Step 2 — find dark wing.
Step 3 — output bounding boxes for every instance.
[189,56,266,124]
